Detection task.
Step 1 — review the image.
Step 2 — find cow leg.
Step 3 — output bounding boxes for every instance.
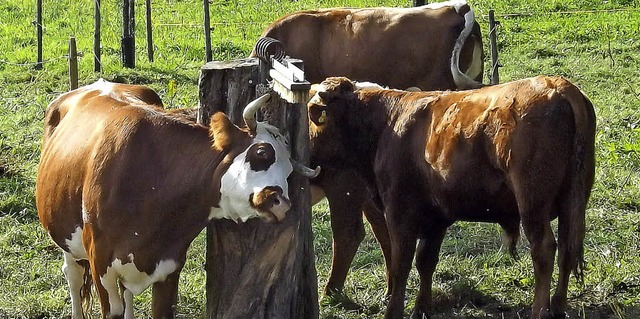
[62,251,85,319]
[521,205,556,319]
[362,200,392,296]
[121,285,134,319]
[91,265,125,319]
[411,226,448,319]
[384,210,419,319]
[151,271,180,319]
[323,171,368,296]
[551,202,571,319]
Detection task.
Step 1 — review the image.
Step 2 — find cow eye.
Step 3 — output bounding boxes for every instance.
[257,146,267,157]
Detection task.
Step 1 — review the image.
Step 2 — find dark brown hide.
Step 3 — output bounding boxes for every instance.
[257,1,485,298]
[308,76,596,319]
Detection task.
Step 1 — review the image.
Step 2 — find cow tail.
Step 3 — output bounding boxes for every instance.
[450,4,484,89]
[559,80,596,283]
[78,259,93,317]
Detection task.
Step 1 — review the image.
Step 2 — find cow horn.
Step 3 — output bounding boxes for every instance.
[243,93,272,134]
[291,159,321,178]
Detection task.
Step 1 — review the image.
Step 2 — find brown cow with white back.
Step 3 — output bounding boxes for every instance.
[254,0,484,91]
[307,76,595,319]
[36,80,316,318]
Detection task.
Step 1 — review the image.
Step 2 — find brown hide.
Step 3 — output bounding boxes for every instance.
[308,76,596,319]
[254,3,484,91]
[258,1,484,297]
[36,82,287,318]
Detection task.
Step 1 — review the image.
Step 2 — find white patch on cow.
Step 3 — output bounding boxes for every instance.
[82,198,90,224]
[424,0,467,11]
[211,123,293,222]
[65,226,88,260]
[62,251,85,319]
[100,254,179,315]
[355,81,386,90]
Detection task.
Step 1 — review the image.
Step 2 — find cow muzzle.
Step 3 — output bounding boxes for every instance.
[250,186,291,222]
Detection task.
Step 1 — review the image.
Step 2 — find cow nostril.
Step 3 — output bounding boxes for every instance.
[274,198,280,205]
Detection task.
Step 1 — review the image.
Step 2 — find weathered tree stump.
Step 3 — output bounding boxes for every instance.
[198,58,318,319]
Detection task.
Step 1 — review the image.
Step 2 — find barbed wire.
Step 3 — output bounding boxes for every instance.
[0,55,68,68]
[480,7,640,20]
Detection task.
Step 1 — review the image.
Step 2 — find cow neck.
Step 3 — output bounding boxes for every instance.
[341,91,391,186]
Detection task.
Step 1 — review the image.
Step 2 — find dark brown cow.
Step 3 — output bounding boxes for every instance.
[253,0,484,91]
[36,80,315,318]
[307,76,596,319]
[255,0,484,298]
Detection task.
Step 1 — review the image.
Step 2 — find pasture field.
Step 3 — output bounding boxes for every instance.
[1,0,639,318]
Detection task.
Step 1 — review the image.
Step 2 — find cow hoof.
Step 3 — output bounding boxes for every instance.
[410,309,431,319]
[321,291,362,311]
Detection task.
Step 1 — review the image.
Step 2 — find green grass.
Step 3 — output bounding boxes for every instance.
[1,0,640,318]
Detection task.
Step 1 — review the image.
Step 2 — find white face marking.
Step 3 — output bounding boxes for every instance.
[211,123,293,222]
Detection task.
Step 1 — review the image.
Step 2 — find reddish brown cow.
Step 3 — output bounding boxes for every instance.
[36,80,315,318]
[255,0,485,298]
[253,0,484,91]
[307,76,596,319]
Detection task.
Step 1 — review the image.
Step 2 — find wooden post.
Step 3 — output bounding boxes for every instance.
[488,10,500,85]
[413,0,426,6]
[69,37,78,90]
[35,0,43,70]
[198,58,319,319]
[145,0,154,62]
[203,0,213,62]
[122,0,135,68]
[94,0,101,72]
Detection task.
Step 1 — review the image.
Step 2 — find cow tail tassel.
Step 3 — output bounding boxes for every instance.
[79,259,93,317]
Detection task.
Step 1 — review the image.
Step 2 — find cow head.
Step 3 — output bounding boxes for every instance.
[209,94,318,223]
[307,77,361,172]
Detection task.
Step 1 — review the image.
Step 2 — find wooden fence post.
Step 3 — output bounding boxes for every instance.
[488,10,501,84]
[69,37,78,90]
[35,0,43,70]
[198,58,319,319]
[145,0,154,62]
[203,0,213,62]
[122,0,135,68]
[94,0,101,72]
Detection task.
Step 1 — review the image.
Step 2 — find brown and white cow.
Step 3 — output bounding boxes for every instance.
[307,76,596,319]
[253,0,484,91]
[254,0,484,297]
[36,80,315,318]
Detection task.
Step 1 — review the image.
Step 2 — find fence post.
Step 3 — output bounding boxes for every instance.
[203,0,213,62]
[35,0,43,70]
[122,0,135,68]
[199,58,318,319]
[94,0,101,72]
[69,37,78,90]
[145,0,154,62]
[413,0,426,6]
[488,10,501,85]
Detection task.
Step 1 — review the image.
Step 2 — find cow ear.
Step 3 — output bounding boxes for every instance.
[309,104,327,126]
[209,112,242,151]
